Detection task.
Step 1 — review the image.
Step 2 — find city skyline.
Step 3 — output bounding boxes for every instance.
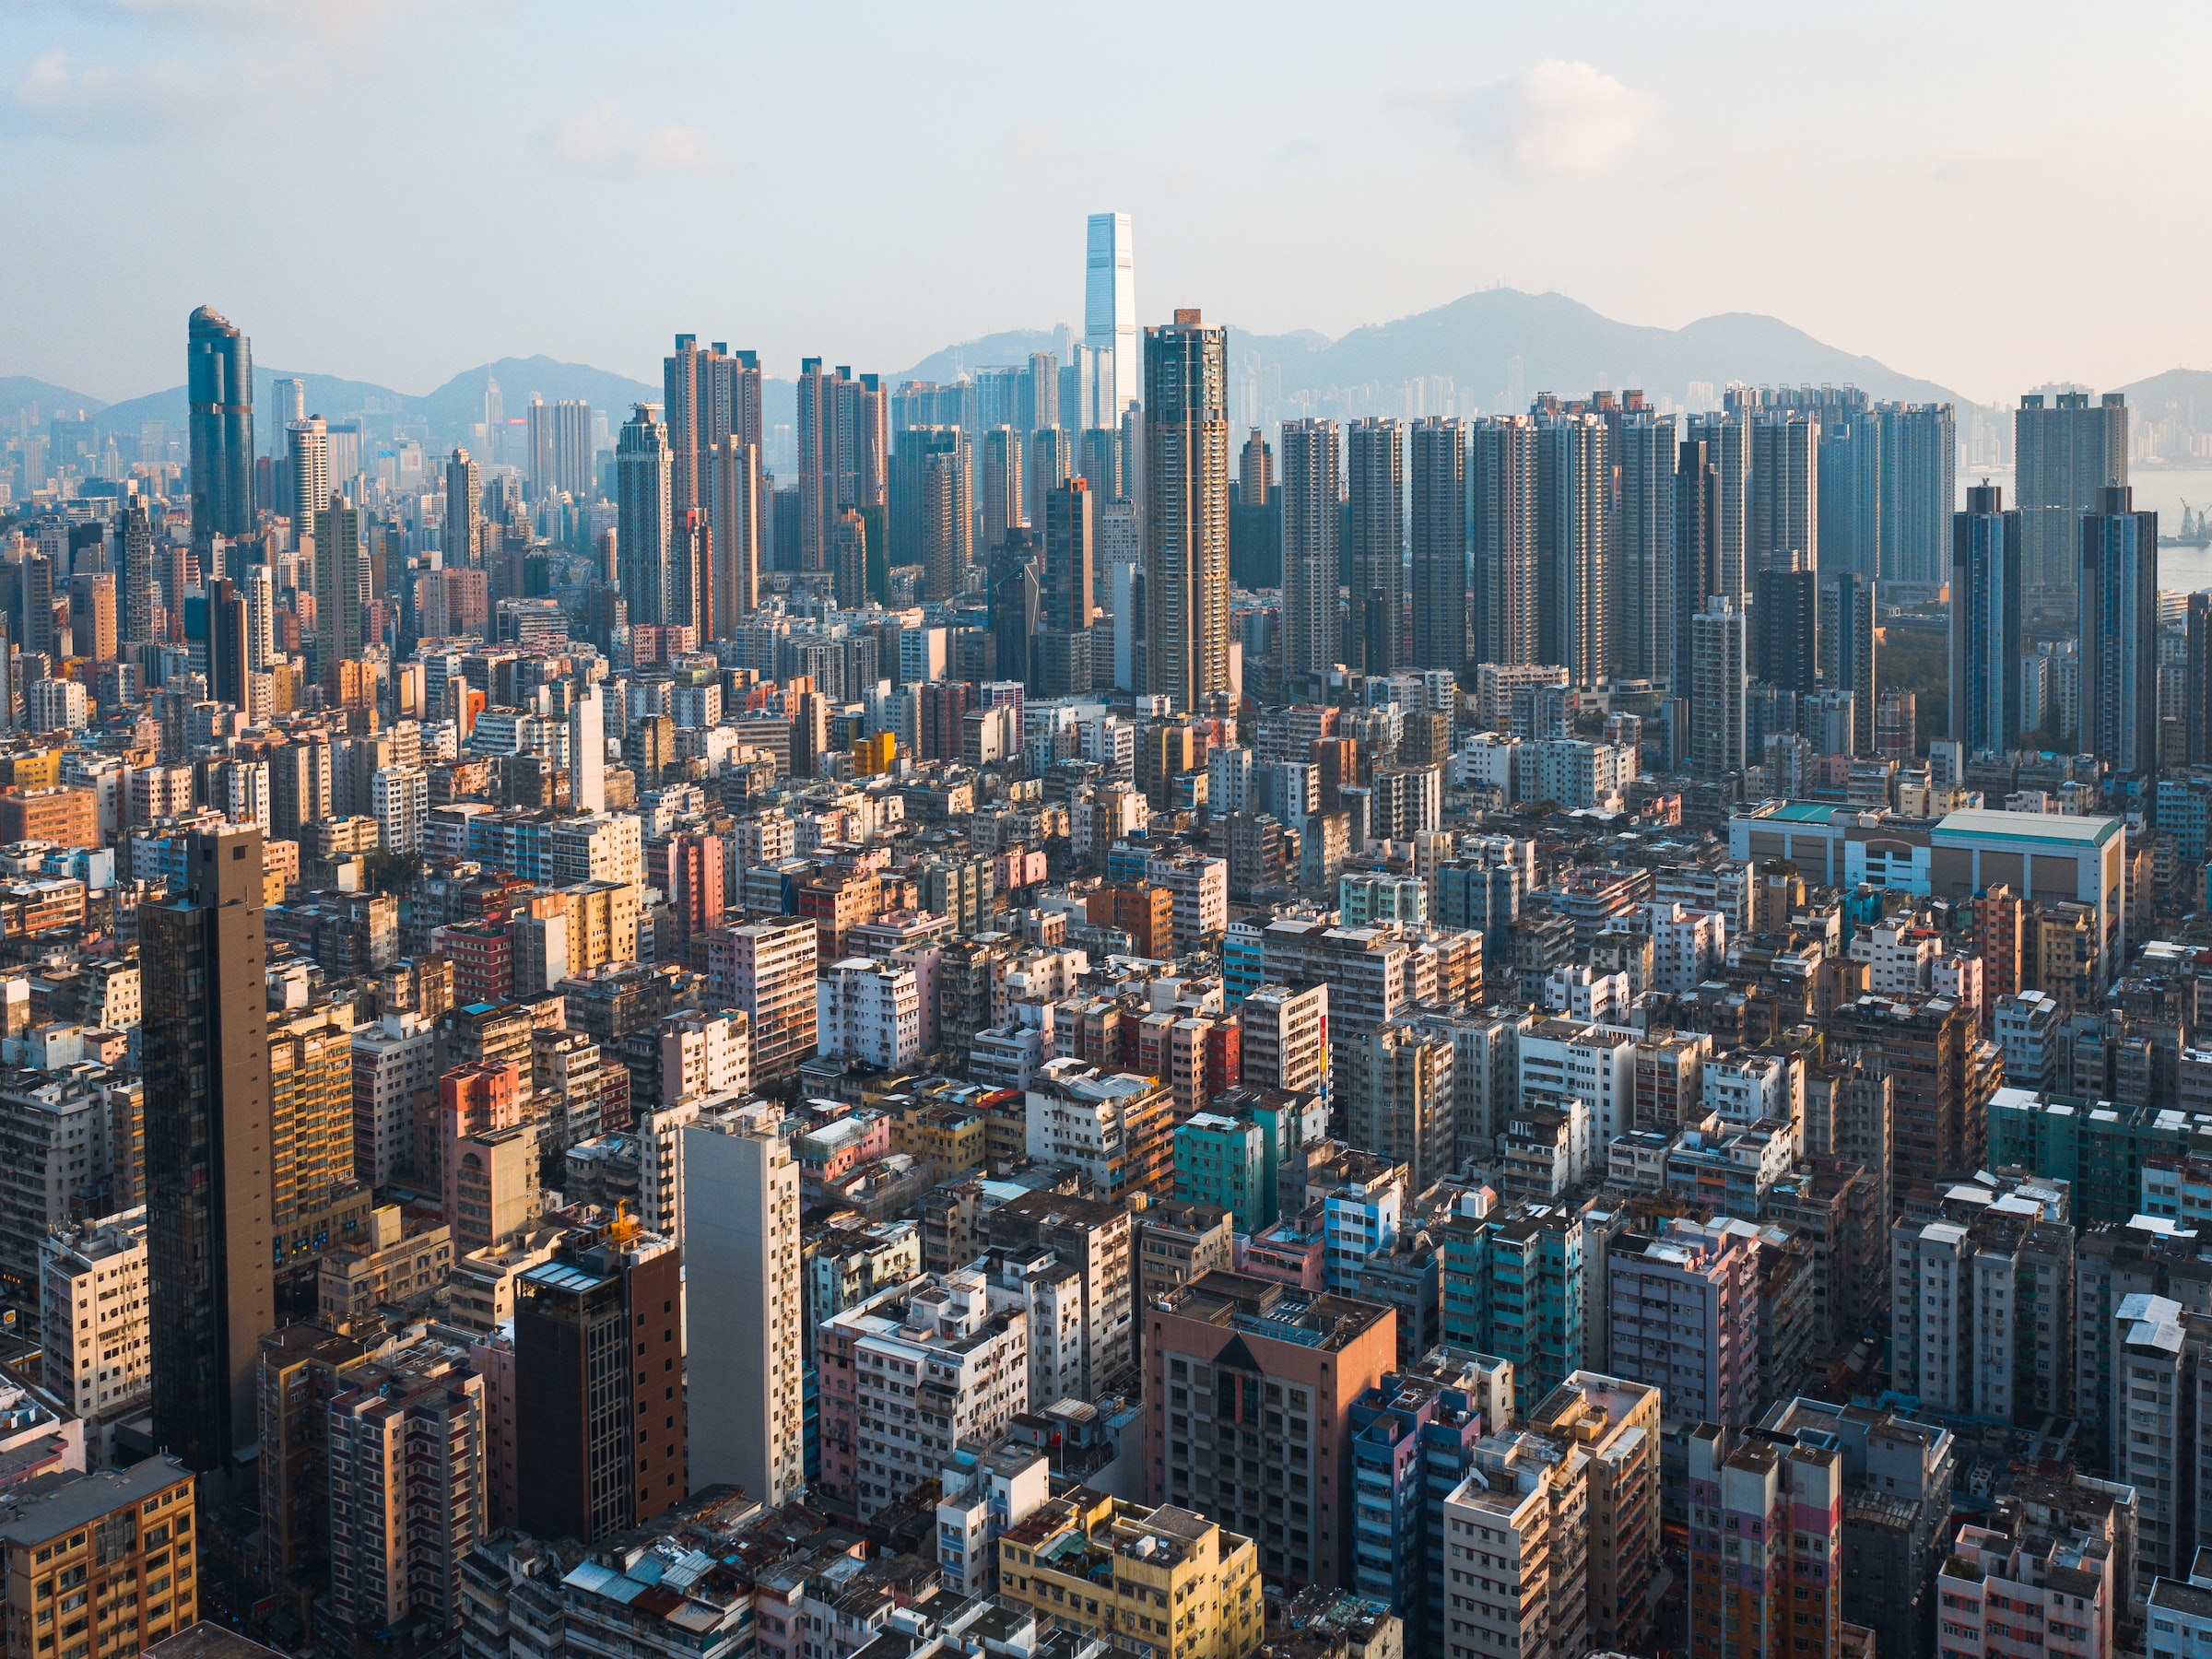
[5,5,2211,404]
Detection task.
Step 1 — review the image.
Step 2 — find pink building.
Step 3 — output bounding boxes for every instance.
[1606,1217,1761,1428]
[794,1108,890,1186]
[1242,1207,1326,1290]
[1938,1489,2119,1659]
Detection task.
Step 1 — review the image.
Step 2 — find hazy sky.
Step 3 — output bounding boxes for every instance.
[6,1,2208,406]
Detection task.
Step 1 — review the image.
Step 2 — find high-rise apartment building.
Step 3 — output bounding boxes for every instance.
[818,1267,1030,1525]
[663,335,761,515]
[0,1456,199,1653]
[1689,596,1747,780]
[145,821,274,1471]
[1688,413,1750,613]
[1674,435,1722,695]
[314,492,368,685]
[1535,411,1611,688]
[525,397,594,501]
[1617,411,1677,687]
[707,919,818,1077]
[1085,211,1138,417]
[1145,1270,1395,1588]
[998,1492,1264,1658]
[1278,418,1341,684]
[1951,483,2028,754]
[980,425,1024,552]
[1686,1423,1843,1659]
[1819,571,1877,754]
[1605,1218,1761,1427]
[617,405,673,626]
[1027,424,1072,534]
[1144,311,1230,712]
[1347,417,1405,674]
[1440,1428,1591,1659]
[2017,391,2127,607]
[704,436,759,630]
[1531,1371,1665,1653]
[2078,484,2159,778]
[187,304,253,551]
[327,1346,486,1635]
[513,1214,684,1544]
[1411,416,1468,674]
[1881,402,1956,587]
[287,416,327,550]
[1748,410,1818,579]
[683,1100,804,1508]
[892,425,971,602]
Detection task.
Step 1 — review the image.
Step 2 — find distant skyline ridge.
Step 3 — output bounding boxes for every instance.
[11,287,2212,448]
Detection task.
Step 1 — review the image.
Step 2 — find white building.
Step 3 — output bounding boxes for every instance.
[935,1445,1050,1601]
[1645,900,1726,994]
[1517,738,1635,809]
[659,1009,750,1104]
[351,1010,439,1186]
[683,1100,806,1508]
[1996,991,2062,1092]
[39,1207,148,1436]
[817,957,924,1069]
[824,1267,1030,1524]
[1543,964,1629,1023]
[1516,1018,1635,1147]
[370,763,429,855]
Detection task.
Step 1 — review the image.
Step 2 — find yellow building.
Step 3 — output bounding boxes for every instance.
[852,731,896,775]
[1001,1492,1263,1659]
[0,1454,198,1656]
[889,1100,990,1181]
[1528,1370,1664,1653]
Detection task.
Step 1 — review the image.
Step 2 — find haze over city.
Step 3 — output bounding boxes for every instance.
[5,2,2209,401]
[6,14,2212,1659]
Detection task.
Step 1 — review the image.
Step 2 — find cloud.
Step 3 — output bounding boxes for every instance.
[1,48,218,138]
[547,100,720,176]
[1449,60,1656,179]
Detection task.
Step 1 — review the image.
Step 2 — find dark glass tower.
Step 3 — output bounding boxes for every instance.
[187,306,254,552]
[146,822,275,1471]
[2078,484,2159,778]
[1948,484,2026,754]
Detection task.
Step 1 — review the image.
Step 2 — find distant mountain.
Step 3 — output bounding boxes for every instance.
[81,357,660,450]
[0,376,108,423]
[2118,367,2212,419]
[410,355,659,436]
[1219,289,1962,413]
[884,290,1963,422]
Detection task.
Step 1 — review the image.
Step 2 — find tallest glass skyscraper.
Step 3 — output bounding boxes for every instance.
[187,305,254,549]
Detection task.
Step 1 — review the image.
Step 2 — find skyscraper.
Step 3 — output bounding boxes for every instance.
[2078,484,2159,778]
[1347,417,1405,675]
[1085,212,1138,417]
[1673,436,1721,694]
[315,492,368,687]
[1748,410,1818,579]
[1040,477,1097,698]
[1279,418,1341,684]
[1025,350,1060,434]
[705,436,759,630]
[1880,403,1956,588]
[2017,391,2128,610]
[1410,417,1467,674]
[683,1102,804,1508]
[1143,311,1230,712]
[187,305,254,553]
[617,405,672,626]
[1815,396,1882,583]
[1535,410,1611,688]
[287,417,327,551]
[980,426,1025,553]
[795,358,831,570]
[1686,413,1748,606]
[1753,559,1818,694]
[664,335,761,515]
[445,449,481,571]
[119,497,158,647]
[1616,409,1677,688]
[146,821,275,1471]
[1027,424,1072,531]
[1818,571,1877,755]
[1689,596,1747,780]
[1471,416,1539,668]
[893,426,970,601]
[570,681,606,815]
[514,1215,685,1543]
[526,397,594,501]
[1950,484,2026,755]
